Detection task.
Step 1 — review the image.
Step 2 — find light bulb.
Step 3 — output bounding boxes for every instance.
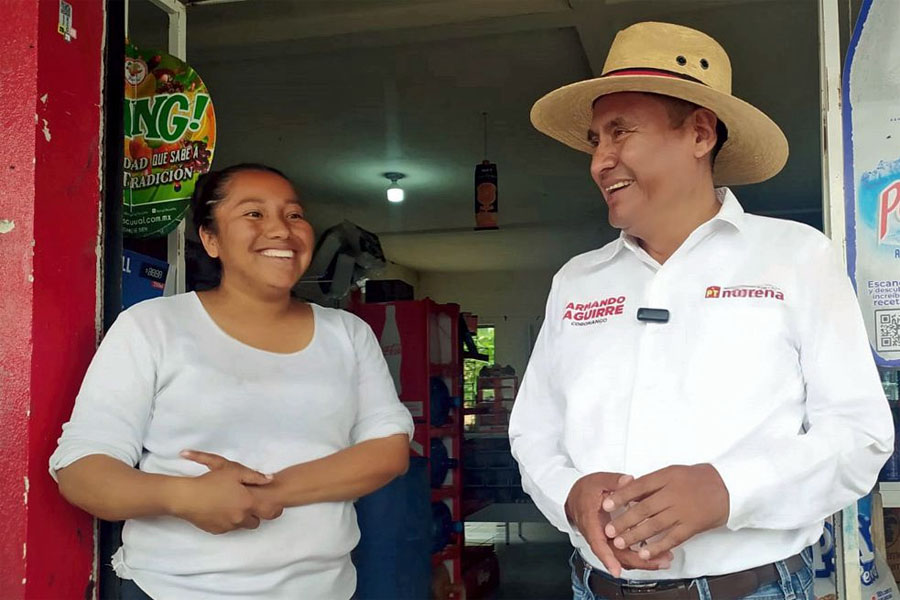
[387,185,405,203]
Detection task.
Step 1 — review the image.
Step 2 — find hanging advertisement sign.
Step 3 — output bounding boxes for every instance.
[474,160,498,230]
[124,43,216,239]
[844,0,900,367]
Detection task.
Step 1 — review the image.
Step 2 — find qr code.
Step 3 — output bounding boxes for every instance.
[876,309,900,352]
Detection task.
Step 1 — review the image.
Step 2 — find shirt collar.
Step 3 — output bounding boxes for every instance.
[599,187,746,265]
[713,187,746,232]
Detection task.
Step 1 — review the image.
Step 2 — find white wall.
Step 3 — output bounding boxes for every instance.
[417,269,556,378]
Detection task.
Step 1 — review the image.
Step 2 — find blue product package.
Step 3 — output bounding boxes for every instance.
[122,250,169,309]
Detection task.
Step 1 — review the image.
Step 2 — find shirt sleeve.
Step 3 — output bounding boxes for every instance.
[48,311,157,481]
[348,316,414,445]
[712,237,894,531]
[509,274,583,534]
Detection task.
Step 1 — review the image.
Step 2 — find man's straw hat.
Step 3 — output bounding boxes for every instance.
[530,22,788,185]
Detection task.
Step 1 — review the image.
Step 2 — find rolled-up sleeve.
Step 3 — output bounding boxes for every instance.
[713,238,893,531]
[348,316,414,445]
[509,275,582,534]
[49,311,157,481]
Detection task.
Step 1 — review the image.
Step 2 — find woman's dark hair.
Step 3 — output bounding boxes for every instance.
[186,163,291,291]
[190,163,289,237]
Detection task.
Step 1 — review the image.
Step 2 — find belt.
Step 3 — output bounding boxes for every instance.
[573,553,806,600]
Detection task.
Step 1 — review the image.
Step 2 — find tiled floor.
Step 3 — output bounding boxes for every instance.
[465,522,573,600]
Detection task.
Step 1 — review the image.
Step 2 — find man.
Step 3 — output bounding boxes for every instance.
[509,21,893,599]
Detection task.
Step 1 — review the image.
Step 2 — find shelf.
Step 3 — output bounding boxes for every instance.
[464,432,509,439]
[355,301,463,583]
[880,482,900,508]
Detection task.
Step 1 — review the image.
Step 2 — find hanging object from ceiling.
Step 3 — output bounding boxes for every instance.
[385,172,405,203]
[475,112,499,230]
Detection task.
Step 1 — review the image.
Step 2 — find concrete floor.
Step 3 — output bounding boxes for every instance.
[466,522,573,600]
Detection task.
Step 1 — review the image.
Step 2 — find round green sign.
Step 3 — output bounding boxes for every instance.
[123,43,216,238]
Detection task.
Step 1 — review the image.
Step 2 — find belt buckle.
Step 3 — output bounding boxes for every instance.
[621,581,687,597]
[621,581,660,595]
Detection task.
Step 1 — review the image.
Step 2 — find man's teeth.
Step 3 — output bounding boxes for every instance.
[606,180,634,193]
[261,249,294,258]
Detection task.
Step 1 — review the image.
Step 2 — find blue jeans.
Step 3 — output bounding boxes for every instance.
[571,548,815,600]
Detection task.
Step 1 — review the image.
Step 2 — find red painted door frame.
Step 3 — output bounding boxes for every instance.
[0,1,106,598]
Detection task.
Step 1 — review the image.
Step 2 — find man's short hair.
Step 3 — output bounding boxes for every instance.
[651,93,729,166]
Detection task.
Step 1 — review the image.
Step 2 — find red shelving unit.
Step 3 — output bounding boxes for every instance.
[353,299,465,587]
[465,375,518,433]
[433,544,462,565]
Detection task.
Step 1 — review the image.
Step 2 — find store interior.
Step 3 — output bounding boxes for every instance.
[118,1,899,599]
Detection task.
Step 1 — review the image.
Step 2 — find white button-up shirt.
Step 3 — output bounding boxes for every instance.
[509,188,894,579]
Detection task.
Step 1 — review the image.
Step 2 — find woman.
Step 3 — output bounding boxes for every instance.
[50,164,413,600]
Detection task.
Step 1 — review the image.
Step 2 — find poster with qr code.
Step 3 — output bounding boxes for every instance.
[878,310,900,352]
[844,0,900,366]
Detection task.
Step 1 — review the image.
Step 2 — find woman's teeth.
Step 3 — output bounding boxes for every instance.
[260,249,294,258]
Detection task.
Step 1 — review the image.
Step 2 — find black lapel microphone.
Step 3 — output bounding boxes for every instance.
[636,308,670,323]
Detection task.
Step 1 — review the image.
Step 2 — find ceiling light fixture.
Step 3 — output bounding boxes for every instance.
[384,172,406,203]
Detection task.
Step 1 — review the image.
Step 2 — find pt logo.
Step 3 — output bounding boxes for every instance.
[705,286,721,298]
